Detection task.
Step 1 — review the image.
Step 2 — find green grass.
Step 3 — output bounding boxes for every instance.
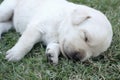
[0,0,120,80]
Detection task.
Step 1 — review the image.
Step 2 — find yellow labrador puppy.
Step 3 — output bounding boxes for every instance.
[0,0,113,64]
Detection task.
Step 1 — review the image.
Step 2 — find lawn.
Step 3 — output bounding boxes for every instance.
[0,0,120,80]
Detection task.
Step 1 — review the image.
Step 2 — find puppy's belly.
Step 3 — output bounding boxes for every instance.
[13,14,31,34]
[13,0,43,34]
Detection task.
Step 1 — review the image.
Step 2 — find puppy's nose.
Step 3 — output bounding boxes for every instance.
[69,51,85,61]
[64,51,85,61]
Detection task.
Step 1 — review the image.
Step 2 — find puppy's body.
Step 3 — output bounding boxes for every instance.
[0,0,113,64]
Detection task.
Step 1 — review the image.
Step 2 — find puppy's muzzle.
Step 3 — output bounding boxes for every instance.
[63,49,85,61]
[61,41,86,61]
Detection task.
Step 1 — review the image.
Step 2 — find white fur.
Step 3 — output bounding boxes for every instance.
[0,0,113,64]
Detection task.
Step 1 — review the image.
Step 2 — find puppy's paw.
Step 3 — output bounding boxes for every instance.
[5,49,24,61]
[46,49,59,65]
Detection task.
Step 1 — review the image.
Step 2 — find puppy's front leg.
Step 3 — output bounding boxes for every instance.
[46,43,60,64]
[6,26,41,61]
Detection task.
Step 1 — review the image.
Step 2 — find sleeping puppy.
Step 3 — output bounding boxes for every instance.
[0,0,113,64]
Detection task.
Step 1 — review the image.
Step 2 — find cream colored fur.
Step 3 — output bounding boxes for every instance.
[0,0,113,64]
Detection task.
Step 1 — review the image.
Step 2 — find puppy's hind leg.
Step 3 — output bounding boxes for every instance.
[0,0,18,22]
[0,0,18,39]
[0,21,13,39]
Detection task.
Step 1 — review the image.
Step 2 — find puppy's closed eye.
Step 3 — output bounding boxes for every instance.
[85,36,88,42]
[83,31,90,43]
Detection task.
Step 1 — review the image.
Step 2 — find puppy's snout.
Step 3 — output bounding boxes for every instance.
[63,48,86,61]
[69,51,85,61]
[61,40,86,61]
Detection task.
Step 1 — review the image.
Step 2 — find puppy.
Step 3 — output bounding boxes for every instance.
[0,0,113,64]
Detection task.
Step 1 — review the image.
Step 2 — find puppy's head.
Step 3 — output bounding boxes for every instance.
[59,30,92,61]
[59,7,112,61]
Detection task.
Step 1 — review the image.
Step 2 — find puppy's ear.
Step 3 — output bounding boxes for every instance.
[71,8,90,25]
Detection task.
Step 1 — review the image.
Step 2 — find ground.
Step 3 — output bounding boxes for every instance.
[0,0,120,80]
